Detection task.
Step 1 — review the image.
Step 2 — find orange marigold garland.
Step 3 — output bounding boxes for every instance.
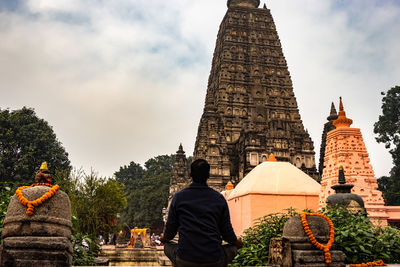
[301,212,335,264]
[15,184,60,216]
[350,260,387,267]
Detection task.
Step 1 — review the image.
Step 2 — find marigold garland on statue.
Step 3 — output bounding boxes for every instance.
[350,260,387,267]
[16,184,60,215]
[300,212,335,264]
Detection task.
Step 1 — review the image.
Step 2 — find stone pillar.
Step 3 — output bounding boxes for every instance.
[269,216,345,267]
[1,186,72,267]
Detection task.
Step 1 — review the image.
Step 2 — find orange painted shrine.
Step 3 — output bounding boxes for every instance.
[224,154,321,236]
[319,98,400,225]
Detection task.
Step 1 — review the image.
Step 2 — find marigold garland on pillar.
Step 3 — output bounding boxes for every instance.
[300,212,335,264]
[16,184,60,216]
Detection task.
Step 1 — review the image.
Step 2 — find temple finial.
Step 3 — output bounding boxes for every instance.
[339,96,344,112]
[177,143,185,154]
[267,153,277,162]
[327,102,338,121]
[332,97,353,128]
[330,102,337,116]
[225,181,234,190]
[263,3,267,8]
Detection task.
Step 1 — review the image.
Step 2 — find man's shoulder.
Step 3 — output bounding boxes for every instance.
[177,184,224,198]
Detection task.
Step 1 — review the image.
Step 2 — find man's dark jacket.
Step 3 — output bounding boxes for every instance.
[164,182,237,263]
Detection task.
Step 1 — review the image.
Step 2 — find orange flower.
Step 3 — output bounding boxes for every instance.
[350,260,387,267]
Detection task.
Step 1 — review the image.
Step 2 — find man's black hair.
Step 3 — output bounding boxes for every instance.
[190,159,210,183]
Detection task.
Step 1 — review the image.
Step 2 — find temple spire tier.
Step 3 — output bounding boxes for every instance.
[227,0,260,8]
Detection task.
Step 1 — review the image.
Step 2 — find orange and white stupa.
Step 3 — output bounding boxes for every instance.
[319,97,388,224]
[226,154,321,235]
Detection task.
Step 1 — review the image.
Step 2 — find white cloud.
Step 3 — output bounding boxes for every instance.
[0,0,398,178]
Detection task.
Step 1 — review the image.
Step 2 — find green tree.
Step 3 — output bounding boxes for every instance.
[377,175,400,206]
[374,86,400,205]
[59,170,127,238]
[115,155,175,230]
[114,161,144,190]
[0,107,71,184]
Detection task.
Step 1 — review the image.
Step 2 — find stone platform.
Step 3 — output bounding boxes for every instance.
[99,246,172,266]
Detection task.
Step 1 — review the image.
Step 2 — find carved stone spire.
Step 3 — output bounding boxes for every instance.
[319,102,338,176]
[227,0,260,8]
[165,144,190,221]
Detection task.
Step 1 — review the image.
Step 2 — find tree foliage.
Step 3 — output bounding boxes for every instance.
[115,155,175,230]
[374,86,400,205]
[377,175,400,206]
[58,170,127,238]
[0,107,71,184]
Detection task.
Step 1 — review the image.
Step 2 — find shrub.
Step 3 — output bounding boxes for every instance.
[230,207,400,266]
[321,206,400,263]
[71,216,101,266]
[230,208,298,266]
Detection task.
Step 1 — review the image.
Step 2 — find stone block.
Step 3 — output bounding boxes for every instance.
[2,236,72,267]
[292,250,345,264]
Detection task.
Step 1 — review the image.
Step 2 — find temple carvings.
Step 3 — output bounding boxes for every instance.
[193,0,317,190]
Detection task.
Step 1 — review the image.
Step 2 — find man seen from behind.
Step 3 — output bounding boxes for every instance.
[161,159,242,266]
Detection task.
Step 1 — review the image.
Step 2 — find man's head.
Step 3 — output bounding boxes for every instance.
[190,159,210,183]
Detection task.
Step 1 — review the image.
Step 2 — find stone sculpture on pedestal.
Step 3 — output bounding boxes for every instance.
[326,166,365,214]
[1,162,72,267]
[269,215,345,267]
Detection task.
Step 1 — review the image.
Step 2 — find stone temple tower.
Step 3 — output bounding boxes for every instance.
[318,103,338,177]
[319,98,387,224]
[166,144,190,210]
[193,0,317,190]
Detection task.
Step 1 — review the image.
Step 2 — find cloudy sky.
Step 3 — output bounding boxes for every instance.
[0,0,399,178]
